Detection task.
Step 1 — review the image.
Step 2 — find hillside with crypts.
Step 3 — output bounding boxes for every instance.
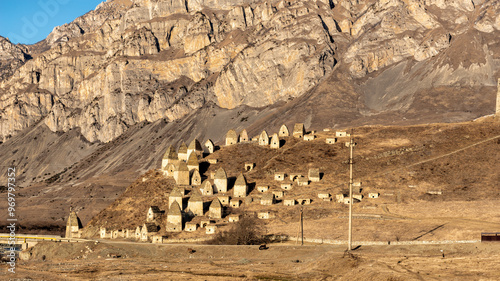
[83,116,500,241]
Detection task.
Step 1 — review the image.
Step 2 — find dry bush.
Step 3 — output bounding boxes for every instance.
[343,251,362,268]
[207,215,269,245]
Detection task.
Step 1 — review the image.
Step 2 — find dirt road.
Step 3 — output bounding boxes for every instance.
[5,241,500,280]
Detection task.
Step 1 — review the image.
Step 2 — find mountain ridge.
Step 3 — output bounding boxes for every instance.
[1,0,498,144]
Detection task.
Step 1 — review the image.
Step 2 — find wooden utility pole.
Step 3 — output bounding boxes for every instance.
[300,207,304,246]
[296,207,304,245]
[348,131,355,251]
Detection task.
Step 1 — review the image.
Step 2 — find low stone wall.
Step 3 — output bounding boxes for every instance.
[289,237,480,245]
[161,237,211,244]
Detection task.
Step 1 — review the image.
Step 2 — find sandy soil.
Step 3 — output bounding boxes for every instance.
[5,241,500,280]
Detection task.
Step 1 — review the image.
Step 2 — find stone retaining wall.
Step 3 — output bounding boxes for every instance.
[161,237,211,244]
[289,237,480,245]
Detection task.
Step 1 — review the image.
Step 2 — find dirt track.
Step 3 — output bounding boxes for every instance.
[6,241,500,280]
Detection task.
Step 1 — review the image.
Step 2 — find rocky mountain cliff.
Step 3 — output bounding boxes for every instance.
[0,36,30,81]
[1,0,338,143]
[0,0,499,230]
[1,0,498,144]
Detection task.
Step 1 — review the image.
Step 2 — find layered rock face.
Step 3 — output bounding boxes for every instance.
[338,0,500,112]
[0,0,336,142]
[0,0,499,143]
[0,36,29,81]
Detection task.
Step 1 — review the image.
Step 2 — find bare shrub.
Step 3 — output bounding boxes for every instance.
[207,215,268,245]
[343,251,362,268]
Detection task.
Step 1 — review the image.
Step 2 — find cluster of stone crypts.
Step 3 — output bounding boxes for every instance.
[330,181,381,204]
[89,123,385,242]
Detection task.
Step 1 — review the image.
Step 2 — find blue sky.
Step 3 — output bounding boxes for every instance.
[0,0,105,45]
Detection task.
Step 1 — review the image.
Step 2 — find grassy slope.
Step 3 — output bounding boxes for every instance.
[84,116,500,240]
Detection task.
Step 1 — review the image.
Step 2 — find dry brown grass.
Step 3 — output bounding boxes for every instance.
[14,241,500,280]
[82,116,500,242]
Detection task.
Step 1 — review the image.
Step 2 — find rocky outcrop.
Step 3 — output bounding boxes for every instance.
[0,0,336,143]
[0,36,29,81]
[342,0,462,78]
[44,0,129,45]
[473,1,500,33]
[0,0,499,143]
